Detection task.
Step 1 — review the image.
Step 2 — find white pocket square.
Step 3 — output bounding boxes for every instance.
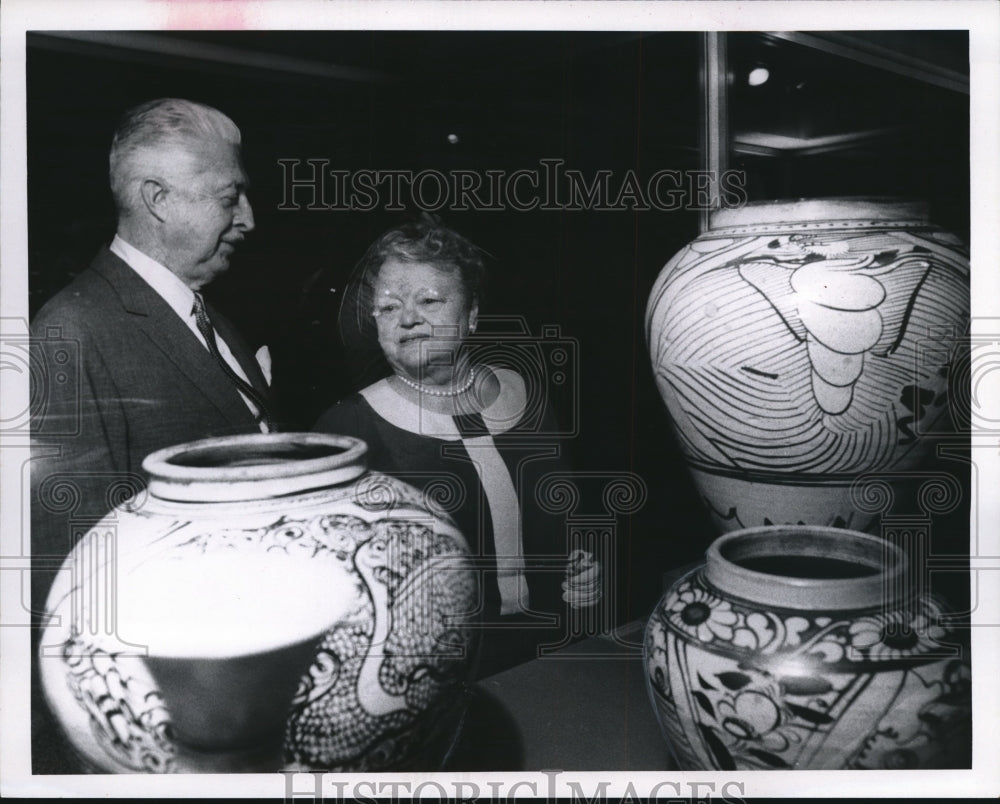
[255,345,273,386]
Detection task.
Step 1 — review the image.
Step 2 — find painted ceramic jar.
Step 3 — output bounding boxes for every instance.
[645,198,969,532]
[39,433,478,773]
[643,525,971,770]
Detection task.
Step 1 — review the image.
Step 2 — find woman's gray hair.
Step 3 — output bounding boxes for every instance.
[109,98,242,216]
[356,215,488,307]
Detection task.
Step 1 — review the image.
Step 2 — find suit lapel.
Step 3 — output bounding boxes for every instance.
[91,248,259,430]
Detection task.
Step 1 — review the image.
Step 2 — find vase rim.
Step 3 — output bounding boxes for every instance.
[709,197,929,230]
[704,525,906,611]
[142,432,368,503]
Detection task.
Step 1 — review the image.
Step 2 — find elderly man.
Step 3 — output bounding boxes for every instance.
[30,98,276,613]
[30,98,278,774]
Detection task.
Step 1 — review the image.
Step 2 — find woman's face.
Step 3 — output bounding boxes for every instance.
[372,258,478,384]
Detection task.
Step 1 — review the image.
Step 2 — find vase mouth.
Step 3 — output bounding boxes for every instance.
[704,525,905,611]
[709,196,929,231]
[142,432,368,502]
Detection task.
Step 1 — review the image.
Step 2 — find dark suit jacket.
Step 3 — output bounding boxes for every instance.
[29,246,276,612]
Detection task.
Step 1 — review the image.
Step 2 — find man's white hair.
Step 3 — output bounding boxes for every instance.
[109,98,242,217]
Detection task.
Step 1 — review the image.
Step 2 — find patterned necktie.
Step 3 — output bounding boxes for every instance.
[192,292,274,431]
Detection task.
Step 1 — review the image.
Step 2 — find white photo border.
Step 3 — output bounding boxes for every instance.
[2,0,997,799]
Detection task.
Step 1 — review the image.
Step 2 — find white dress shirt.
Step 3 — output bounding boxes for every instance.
[109,235,269,432]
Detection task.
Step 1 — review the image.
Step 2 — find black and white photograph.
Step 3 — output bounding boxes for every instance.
[1,1,997,800]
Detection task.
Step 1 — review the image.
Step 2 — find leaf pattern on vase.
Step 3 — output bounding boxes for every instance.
[846,660,972,769]
[658,571,953,667]
[645,568,972,770]
[643,617,708,769]
[694,661,829,768]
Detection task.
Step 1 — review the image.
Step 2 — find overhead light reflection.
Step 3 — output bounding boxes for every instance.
[748,67,770,87]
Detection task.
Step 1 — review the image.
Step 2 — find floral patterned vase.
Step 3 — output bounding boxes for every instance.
[643,525,971,770]
[39,433,478,773]
[645,198,969,532]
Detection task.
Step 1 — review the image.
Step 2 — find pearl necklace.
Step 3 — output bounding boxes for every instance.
[395,367,476,397]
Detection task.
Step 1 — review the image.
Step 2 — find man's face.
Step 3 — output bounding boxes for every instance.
[160,138,255,290]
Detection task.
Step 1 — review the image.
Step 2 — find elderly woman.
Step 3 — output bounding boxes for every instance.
[315,217,599,677]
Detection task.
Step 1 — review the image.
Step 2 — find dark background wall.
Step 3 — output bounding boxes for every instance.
[25,30,970,622]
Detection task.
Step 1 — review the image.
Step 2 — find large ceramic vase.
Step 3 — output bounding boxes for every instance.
[643,525,971,770]
[39,433,478,773]
[645,198,969,532]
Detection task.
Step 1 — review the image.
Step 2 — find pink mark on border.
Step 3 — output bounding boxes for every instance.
[160,0,252,31]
